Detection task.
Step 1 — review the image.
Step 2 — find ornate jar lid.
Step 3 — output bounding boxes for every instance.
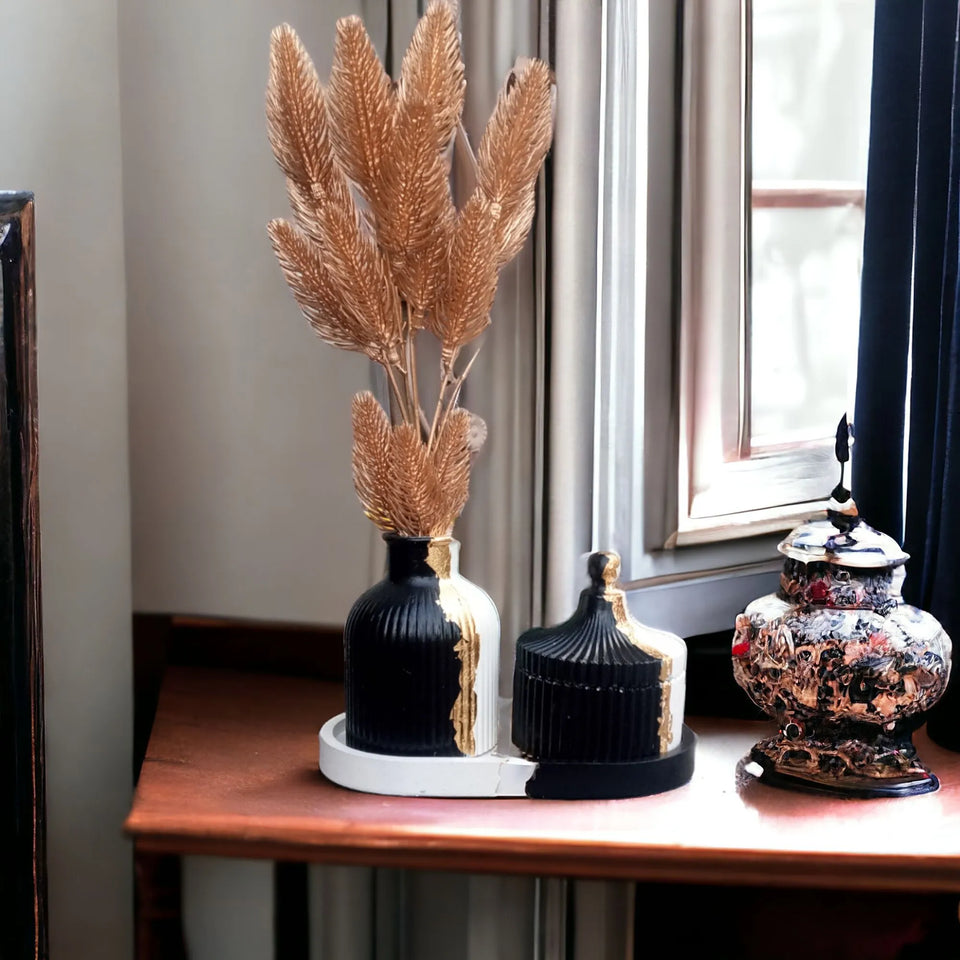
[778,516,908,569]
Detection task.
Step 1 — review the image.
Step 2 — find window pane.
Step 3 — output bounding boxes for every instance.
[752,0,874,183]
[751,205,864,447]
[751,0,874,451]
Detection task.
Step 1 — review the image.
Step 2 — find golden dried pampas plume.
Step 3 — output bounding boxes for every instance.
[434,194,499,367]
[327,16,396,203]
[476,58,554,265]
[266,2,554,536]
[351,392,396,531]
[398,0,465,146]
[351,391,472,537]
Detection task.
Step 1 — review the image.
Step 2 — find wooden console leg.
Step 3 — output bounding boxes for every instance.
[135,851,187,960]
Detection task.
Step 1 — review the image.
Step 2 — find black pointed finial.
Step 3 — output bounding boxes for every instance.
[828,414,859,531]
[835,413,851,465]
[831,414,853,502]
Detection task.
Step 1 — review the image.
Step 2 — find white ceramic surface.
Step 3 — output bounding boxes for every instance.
[319,713,535,798]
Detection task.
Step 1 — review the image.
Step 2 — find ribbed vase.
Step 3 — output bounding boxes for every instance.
[345,535,499,757]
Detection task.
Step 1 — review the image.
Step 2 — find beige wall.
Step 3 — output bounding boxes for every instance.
[120,0,379,626]
[118,5,384,956]
[1,1,133,956]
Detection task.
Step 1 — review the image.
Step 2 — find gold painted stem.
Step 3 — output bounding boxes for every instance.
[427,348,459,451]
[384,363,410,424]
[408,309,423,440]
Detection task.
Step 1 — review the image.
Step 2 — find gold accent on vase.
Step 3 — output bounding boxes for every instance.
[426,537,452,578]
[599,552,673,754]
[427,537,479,755]
[658,680,673,755]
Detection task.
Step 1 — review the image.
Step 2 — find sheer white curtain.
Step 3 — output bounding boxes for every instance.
[457,0,544,692]
[543,0,603,625]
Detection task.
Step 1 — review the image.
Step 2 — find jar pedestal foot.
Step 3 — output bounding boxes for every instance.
[746,724,939,798]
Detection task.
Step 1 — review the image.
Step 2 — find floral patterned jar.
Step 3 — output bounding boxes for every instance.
[732,509,952,797]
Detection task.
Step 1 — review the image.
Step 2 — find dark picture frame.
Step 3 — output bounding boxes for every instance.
[0,192,46,960]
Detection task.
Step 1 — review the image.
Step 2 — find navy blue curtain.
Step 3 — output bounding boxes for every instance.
[855,0,960,749]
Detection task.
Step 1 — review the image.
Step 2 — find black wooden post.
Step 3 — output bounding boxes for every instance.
[0,191,46,960]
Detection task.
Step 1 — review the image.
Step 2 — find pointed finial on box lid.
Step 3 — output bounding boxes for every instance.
[588,550,621,590]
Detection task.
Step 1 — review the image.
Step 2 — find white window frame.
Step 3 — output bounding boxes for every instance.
[594,0,868,635]
[674,0,868,547]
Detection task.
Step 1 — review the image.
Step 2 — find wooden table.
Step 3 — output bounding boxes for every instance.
[125,666,960,892]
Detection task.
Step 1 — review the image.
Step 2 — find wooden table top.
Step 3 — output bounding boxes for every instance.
[125,666,960,891]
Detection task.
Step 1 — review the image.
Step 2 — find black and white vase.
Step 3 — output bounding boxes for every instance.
[344,535,499,757]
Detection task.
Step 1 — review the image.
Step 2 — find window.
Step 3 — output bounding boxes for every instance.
[676,0,875,545]
[594,0,875,629]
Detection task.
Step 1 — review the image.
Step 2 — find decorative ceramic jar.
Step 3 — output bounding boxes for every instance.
[732,500,952,797]
[512,551,695,799]
[345,535,499,757]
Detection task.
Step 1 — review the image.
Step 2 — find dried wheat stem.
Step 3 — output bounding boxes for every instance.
[437,342,482,439]
[419,407,432,436]
[385,381,401,423]
[384,362,411,424]
[401,305,412,415]
[407,317,423,439]
[427,392,445,451]
[398,304,419,433]
[427,347,460,450]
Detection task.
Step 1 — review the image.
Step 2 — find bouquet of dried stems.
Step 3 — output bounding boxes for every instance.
[266,0,553,538]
